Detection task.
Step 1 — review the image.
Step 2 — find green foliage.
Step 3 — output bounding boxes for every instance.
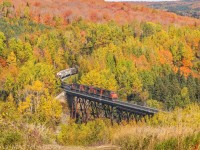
[183,133,200,150]
[155,138,178,150]
[114,135,152,150]
[0,7,199,109]
[149,1,200,19]
[0,32,5,56]
[57,119,111,146]
[0,120,55,149]
[80,69,118,91]
[0,98,20,121]
[154,132,200,150]
[114,129,200,150]
[149,104,200,128]
[146,99,163,110]
[0,130,22,149]
[147,72,200,110]
[141,22,161,38]
[0,3,200,148]
[113,104,200,149]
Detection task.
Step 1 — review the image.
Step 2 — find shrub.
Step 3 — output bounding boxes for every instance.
[155,138,178,150]
[183,132,200,150]
[0,121,55,150]
[0,129,23,149]
[114,135,139,150]
[57,119,111,146]
[112,125,200,150]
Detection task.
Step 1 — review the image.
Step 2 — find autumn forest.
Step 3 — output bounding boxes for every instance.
[0,0,199,149]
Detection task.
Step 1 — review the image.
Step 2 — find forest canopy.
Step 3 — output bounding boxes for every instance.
[0,1,200,111]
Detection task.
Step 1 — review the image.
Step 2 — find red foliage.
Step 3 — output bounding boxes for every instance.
[102,12,111,21]
[44,14,52,24]
[134,55,150,70]
[34,2,41,7]
[182,58,193,68]
[63,10,72,19]
[6,0,200,26]
[158,50,173,65]
[89,11,99,22]
[0,57,7,67]
[180,66,192,77]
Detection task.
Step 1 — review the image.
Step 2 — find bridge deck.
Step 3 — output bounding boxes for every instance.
[62,84,158,116]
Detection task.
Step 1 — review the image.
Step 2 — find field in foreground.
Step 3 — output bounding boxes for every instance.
[0,103,199,150]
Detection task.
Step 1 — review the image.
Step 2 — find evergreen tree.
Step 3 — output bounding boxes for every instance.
[187,74,197,102]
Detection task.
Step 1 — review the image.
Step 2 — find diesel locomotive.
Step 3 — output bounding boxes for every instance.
[57,67,78,79]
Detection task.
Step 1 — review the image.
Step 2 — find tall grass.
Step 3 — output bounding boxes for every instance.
[112,125,200,150]
[0,120,55,150]
[0,104,199,149]
[112,104,200,150]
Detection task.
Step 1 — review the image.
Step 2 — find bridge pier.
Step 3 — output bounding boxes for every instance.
[65,92,157,124]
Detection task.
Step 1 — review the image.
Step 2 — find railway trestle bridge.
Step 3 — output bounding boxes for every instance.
[61,83,158,123]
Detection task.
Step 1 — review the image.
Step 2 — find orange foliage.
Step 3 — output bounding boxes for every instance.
[43,14,52,24]
[182,58,193,68]
[80,30,86,43]
[0,57,7,67]
[5,0,200,26]
[173,66,179,73]
[33,47,43,62]
[180,66,192,77]
[158,50,173,65]
[33,2,40,7]
[89,11,99,22]
[9,66,18,77]
[134,55,150,70]
[63,10,72,19]
[102,12,111,21]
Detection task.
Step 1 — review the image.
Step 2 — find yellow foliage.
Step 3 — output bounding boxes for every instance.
[38,98,62,122]
[146,99,164,110]
[6,51,17,66]
[80,69,118,91]
[150,104,200,128]
[18,96,31,114]
[0,100,20,121]
[31,80,43,92]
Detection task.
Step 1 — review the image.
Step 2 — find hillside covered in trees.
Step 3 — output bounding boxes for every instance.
[147,0,200,19]
[0,0,199,149]
[1,0,200,26]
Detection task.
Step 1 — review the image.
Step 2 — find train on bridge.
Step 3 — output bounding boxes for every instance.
[58,67,119,101]
[58,68,158,123]
[63,83,118,101]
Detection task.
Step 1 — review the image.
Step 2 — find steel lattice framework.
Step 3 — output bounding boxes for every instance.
[62,84,158,123]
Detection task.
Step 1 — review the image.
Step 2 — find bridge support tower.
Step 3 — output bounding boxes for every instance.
[66,94,151,123]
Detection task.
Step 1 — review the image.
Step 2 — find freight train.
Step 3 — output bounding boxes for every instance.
[69,83,118,101]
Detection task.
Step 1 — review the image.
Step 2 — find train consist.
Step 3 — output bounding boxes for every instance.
[58,68,118,101]
[69,83,118,101]
[57,68,78,79]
